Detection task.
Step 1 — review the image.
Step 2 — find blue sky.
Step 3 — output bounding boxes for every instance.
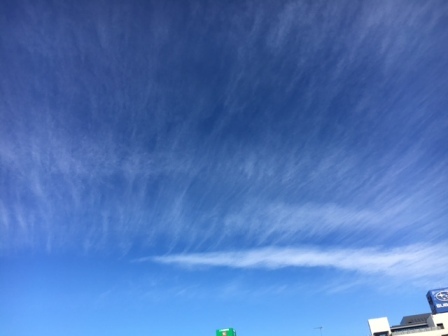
[1,0,447,335]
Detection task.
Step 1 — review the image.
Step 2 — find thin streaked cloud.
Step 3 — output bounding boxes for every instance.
[0,0,446,258]
[1,1,447,335]
[144,243,448,284]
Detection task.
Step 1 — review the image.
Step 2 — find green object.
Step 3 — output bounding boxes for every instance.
[216,328,237,336]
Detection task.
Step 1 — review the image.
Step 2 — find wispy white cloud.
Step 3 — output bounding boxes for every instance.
[0,0,446,258]
[143,244,448,284]
[218,195,447,249]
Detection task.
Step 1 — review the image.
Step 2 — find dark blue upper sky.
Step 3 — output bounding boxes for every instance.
[1,1,447,335]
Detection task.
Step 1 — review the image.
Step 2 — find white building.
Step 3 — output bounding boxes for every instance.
[368,288,448,336]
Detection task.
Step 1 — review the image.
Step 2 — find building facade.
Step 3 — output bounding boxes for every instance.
[368,288,448,336]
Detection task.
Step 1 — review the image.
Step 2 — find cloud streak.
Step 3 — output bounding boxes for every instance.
[0,0,447,257]
[144,244,448,283]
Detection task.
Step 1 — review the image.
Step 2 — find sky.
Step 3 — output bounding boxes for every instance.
[1,0,448,335]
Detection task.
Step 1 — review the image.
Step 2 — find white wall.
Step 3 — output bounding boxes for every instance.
[369,317,391,335]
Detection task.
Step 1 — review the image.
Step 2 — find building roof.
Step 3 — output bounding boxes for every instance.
[400,314,431,326]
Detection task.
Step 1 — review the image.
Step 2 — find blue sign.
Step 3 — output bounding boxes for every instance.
[427,288,448,314]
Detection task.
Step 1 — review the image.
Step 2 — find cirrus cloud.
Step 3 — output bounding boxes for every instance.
[141,243,448,285]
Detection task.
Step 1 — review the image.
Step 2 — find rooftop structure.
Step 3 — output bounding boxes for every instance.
[368,288,448,336]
